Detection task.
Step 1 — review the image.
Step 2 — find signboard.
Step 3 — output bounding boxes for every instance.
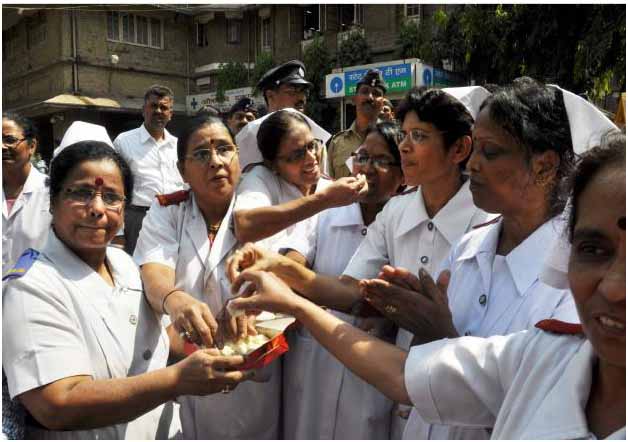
[325,61,414,98]
[186,87,256,113]
[344,63,413,96]
[326,74,345,98]
[325,60,464,99]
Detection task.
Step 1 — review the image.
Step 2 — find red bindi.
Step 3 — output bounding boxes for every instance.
[95,177,104,186]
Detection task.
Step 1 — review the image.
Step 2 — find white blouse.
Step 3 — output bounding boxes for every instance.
[405,330,625,440]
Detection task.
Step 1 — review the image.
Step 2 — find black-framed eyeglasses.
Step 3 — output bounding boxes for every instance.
[185,145,238,164]
[63,187,126,211]
[397,128,447,145]
[351,150,400,172]
[276,139,323,163]
[2,136,27,148]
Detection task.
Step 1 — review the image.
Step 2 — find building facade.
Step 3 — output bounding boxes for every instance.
[2,4,445,161]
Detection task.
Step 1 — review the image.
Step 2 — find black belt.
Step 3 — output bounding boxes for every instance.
[127,204,150,212]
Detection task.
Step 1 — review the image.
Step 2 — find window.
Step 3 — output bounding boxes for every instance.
[106,11,163,49]
[303,5,320,40]
[406,5,421,18]
[227,20,241,44]
[338,5,362,31]
[3,26,19,60]
[261,18,271,51]
[26,11,47,49]
[196,23,208,47]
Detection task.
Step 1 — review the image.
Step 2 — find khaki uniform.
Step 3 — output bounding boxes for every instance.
[327,121,364,179]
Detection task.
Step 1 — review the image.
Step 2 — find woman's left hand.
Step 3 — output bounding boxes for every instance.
[360,267,458,344]
[215,313,258,348]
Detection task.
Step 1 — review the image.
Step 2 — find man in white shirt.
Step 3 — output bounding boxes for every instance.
[113,85,184,254]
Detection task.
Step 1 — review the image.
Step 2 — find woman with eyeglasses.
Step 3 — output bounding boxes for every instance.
[2,113,52,277]
[226,131,626,440]
[280,121,404,439]
[233,109,369,256]
[134,115,280,439]
[228,87,492,437]
[2,140,252,439]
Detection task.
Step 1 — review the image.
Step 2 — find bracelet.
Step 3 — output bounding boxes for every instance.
[161,289,180,315]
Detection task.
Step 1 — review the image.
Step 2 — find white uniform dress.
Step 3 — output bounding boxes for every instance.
[233,164,331,253]
[343,181,490,438]
[282,203,393,439]
[2,166,51,275]
[403,216,580,440]
[405,328,626,439]
[134,191,281,439]
[2,231,179,440]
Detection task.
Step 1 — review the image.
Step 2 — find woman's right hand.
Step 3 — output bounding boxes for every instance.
[226,243,286,283]
[230,270,304,316]
[320,175,369,208]
[172,348,252,396]
[165,291,219,348]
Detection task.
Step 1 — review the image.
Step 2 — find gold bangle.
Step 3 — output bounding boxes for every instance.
[162,289,180,315]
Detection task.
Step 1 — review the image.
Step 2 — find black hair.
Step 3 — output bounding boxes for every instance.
[144,84,174,102]
[176,115,234,163]
[49,141,133,207]
[479,78,574,216]
[2,112,38,144]
[568,131,625,240]
[364,121,402,165]
[257,110,311,162]
[396,88,474,169]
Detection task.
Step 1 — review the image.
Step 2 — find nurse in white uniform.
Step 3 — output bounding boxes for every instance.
[134,115,279,439]
[363,80,614,439]
[281,122,404,439]
[233,109,368,254]
[229,86,492,438]
[227,132,626,440]
[2,141,250,439]
[2,113,51,276]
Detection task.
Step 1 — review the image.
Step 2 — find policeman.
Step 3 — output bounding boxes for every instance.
[236,60,331,173]
[225,97,257,136]
[328,69,387,179]
[257,60,312,114]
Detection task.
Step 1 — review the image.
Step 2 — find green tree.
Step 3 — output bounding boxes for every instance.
[303,35,337,133]
[214,61,249,102]
[336,29,371,67]
[249,52,275,90]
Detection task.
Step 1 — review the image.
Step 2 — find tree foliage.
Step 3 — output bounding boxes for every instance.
[214,61,249,102]
[337,29,371,67]
[249,52,275,91]
[400,5,625,97]
[303,35,338,133]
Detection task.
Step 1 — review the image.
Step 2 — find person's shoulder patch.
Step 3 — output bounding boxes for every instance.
[472,216,502,230]
[156,190,190,207]
[3,249,40,281]
[535,319,584,335]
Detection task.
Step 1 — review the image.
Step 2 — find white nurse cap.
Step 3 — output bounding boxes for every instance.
[442,86,491,120]
[540,86,619,289]
[53,121,114,158]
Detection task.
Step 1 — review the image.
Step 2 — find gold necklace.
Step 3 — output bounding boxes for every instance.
[207,222,221,235]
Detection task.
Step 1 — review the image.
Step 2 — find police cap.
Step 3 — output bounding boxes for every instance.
[228,97,256,116]
[257,60,313,92]
[356,69,387,93]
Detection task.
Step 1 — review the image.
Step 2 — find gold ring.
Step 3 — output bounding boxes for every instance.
[221,385,231,394]
[384,305,397,314]
[180,330,193,341]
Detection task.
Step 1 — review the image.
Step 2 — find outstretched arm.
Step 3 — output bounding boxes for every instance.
[230,269,411,404]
